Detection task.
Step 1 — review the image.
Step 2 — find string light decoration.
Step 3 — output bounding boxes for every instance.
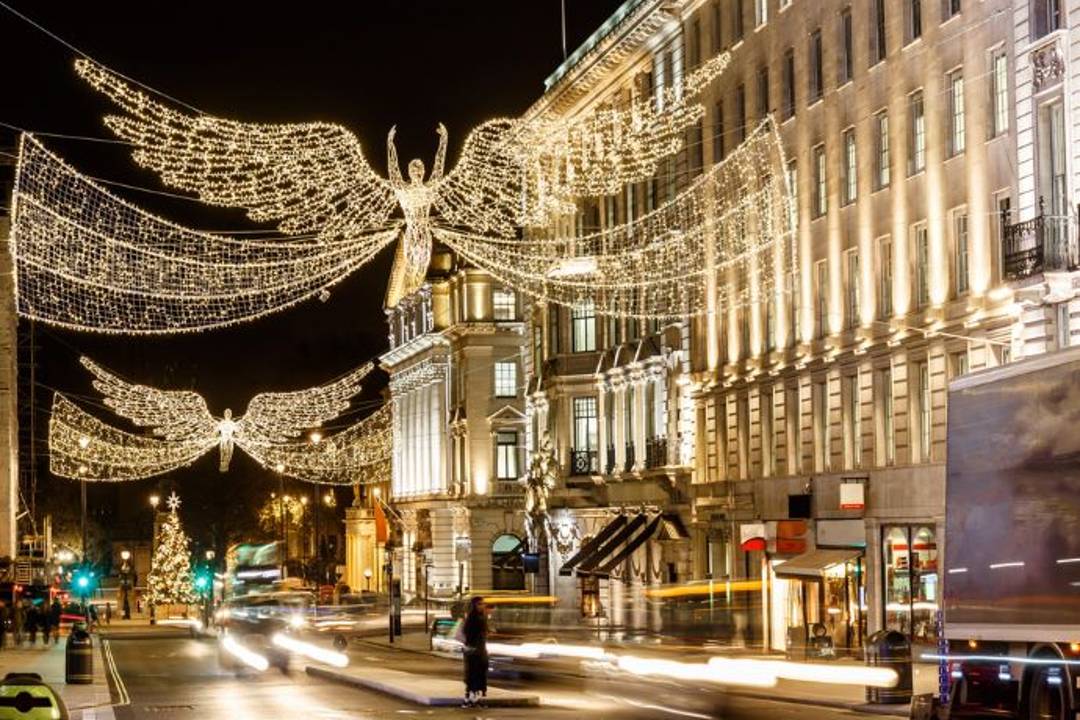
[48,358,391,484]
[439,120,795,320]
[10,133,399,333]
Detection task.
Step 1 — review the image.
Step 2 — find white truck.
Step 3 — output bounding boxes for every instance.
[925,346,1080,719]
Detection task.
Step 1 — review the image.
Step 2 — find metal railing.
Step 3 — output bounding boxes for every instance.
[624,442,636,472]
[605,444,616,475]
[645,436,668,469]
[569,449,599,476]
[1002,198,1079,280]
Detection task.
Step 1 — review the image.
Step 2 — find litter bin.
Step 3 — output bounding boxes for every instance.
[865,630,912,704]
[65,623,93,685]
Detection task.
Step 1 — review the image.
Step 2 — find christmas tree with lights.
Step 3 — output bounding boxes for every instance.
[146,492,197,607]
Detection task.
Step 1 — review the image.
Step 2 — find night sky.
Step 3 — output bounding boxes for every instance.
[0,1,624,557]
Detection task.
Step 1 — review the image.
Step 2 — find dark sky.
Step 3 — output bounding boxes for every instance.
[0,0,624,554]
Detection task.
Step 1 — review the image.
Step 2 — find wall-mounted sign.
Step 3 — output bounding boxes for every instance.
[740,522,766,551]
[840,480,866,510]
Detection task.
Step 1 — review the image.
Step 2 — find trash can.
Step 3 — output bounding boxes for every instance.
[65,623,93,685]
[865,630,912,704]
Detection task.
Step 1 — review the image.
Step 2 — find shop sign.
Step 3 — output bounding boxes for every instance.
[775,520,807,554]
[840,480,866,510]
[740,522,766,551]
[816,519,866,548]
[454,537,471,562]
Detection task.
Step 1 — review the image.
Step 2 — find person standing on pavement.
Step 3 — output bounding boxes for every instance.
[461,596,489,708]
[104,602,112,626]
[39,602,51,645]
[26,602,38,646]
[49,599,61,644]
[12,599,24,647]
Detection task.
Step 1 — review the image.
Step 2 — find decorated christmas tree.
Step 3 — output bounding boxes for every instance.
[146,492,197,606]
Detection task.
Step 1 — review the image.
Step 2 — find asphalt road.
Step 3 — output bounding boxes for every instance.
[104,632,868,719]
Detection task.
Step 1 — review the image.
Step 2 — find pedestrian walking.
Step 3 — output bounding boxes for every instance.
[26,603,38,646]
[460,596,489,708]
[0,600,9,650]
[49,599,61,644]
[13,599,24,647]
[40,603,51,646]
[104,602,112,626]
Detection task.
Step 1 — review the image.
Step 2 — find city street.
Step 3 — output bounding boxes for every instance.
[103,630,871,720]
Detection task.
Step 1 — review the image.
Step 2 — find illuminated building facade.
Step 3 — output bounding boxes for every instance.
[523,0,1037,652]
[381,245,529,599]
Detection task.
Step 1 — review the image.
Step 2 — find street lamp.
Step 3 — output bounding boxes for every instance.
[148,493,160,624]
[119,550,133,619]
[364,567,373,592]
[300,495,309,570]
[149,494,160,510]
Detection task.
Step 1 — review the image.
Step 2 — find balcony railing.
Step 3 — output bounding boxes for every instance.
[1002,198,1079,280]
[645,436,669,469]
[624,442,636,472]
[569,449,599,476]
[605,444,616,475]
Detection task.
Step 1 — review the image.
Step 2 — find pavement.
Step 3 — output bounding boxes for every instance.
[0,633,115,720]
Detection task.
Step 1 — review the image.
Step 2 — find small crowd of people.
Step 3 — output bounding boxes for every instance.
[0,598,113,648]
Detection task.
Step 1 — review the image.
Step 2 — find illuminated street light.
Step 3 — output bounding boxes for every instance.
[120,550,131,561]
[149,494,160,509]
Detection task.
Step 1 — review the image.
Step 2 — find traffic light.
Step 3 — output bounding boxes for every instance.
[193,568,212,595]
[72,567,95,597]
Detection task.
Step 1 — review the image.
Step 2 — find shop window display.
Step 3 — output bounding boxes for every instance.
[883,525,939,643]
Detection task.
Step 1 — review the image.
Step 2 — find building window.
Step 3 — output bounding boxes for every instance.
[845,249,860,328]
[785,385,800,473]
[842,128,857,205]
[813,379,829,472]
[950,350,969,378]
[713,100,725,162]
[991,50,1009,137]
[879,237,894,318]
[571,396,599,473]
[571,301,596,352]
[809,29,824,103]
[494,361,517,398]
[813,144,827,218]
[786,160,798,233]
[953,210,969,296]
[733,0,745,41]
[947,70,965,157]
[871,0,887,64]
[945,0,961,19]
[765,296,776,351]
[756,66,770,121]
[1032,0,1063,39]
[491,533,525,590]
[712,1,724,53]
[905,0,922,44]
[496,431,519,479]
[815,259,829,338]
[839,7,854,85]
[913,223,929,308]
[782,48,796,120]
[874,112,890,190]
[689,18,702,68]
[689,121,704,176]
[762,388,774,477]
[908,91,926,175]
[879,367,895,465]
[548,307,560,355]
[917,360,931,461]
[493,289,516,320]
[735,84,747,144]
[996,193,1011,281]
[883,525,939,643]
[755,0,767,27]
[845,374,862,469]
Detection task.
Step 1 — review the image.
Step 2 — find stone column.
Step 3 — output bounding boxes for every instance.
[0,215,17,557]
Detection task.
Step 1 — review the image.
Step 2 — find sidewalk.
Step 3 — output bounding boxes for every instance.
[0,636,115,719]
[357,629,932,717]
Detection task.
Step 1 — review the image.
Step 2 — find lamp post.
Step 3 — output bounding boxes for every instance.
[300,495,309,572]
[364,567,373,593]
[308,430,323,589]
[120,549,133,620]
[148,494,160,624]
[274,462,286,577]
[78,436,90,566]
[204,549,216,627]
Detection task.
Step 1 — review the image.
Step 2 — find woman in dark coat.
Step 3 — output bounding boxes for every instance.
[461,596,488,707]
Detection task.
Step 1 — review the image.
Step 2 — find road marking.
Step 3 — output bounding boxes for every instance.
[102,638,131,706]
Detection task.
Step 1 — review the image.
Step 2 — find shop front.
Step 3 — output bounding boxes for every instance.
[882,524,939,645]
[771,549,866,657]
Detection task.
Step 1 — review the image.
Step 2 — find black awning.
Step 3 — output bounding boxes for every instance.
[592,515,662,579]
[577,513,648,575]
[559,514,627,576]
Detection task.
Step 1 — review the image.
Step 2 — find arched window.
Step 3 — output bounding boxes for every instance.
[491,534,525,591]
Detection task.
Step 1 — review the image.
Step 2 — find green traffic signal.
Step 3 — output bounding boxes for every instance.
[194,574,210,591]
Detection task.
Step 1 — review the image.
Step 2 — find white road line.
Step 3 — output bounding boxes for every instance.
[102,638,130,706]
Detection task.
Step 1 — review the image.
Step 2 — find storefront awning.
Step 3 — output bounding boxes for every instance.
[577,514,649,575]
[592,515,662,579]
[559,514,628,576]
[773,549,862,579]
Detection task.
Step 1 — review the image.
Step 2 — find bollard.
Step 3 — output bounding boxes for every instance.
[64,623,93,685]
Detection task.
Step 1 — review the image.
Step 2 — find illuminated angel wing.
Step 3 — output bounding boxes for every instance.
[80,357,219,442]
[237,362,374,444]
[75,59,397,240]
[434,118,525,238]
